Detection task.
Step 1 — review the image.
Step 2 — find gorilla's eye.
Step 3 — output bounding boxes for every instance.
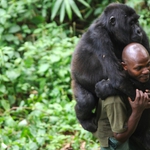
[110,16,116,26]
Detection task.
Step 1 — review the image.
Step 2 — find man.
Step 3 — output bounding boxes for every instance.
[94,43,150,150]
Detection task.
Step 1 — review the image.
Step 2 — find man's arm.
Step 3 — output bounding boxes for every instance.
[113,89,150,143]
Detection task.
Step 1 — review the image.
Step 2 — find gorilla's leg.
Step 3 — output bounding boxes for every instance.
[72,80,98,132]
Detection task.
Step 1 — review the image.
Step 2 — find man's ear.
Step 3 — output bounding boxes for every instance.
[121,62,127,70]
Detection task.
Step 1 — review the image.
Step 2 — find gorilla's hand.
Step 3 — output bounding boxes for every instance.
[79,116,97,133]
[95,79,119,99]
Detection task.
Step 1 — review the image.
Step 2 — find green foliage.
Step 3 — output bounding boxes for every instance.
[0,22,77,105]
[0,21,99,149]
[0,0,150,149]
[126,0,150,37]
[0,0,45,47]
[1,0,149,37]
[0,99,99,149]
[50,0,126,23]
[51,0,90,22]
[0,1,98,148]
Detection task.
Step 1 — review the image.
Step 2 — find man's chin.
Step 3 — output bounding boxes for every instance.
[140,78,149,83]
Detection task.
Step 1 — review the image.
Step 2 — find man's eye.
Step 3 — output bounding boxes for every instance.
[135,67,141,71]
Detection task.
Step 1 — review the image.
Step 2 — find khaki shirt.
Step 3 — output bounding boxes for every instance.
[93,96,128,147]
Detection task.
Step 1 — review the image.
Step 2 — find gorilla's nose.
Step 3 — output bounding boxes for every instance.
[136,27,142,37]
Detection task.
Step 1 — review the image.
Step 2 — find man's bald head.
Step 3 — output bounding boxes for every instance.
[122,43,150,83]
[122,43,149,64]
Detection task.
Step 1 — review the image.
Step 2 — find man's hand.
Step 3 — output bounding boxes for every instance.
[128,89,150,111]
[145,89,150,98]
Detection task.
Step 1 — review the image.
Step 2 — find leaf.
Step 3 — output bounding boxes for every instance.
[69,0,82,18]
[6,69,20,81]
[1,0,7,8]
[0,85,6,93]
[34,102,45,110]
[0,26,4,34]
[0,8,6,24]
[1,143,7,149]
[51,0,63,20]
[4,34,15,42]
[31,16,45,25]
[84,9,93,19]
[50,116,59,124]
[38,64,49,74]
[64,0,72,20]
[1,100,10,111]
[77,0,90,8]
[21,83,30,91]
[0,8,6,16]
[28,140,38,150]
[24,57,34,68]
[36,137,45,146]
[4,116,16,127]
[60,1,65,23]
[9,25,21,33]
[18,119,28,127]
[21,127,33,138]
[58,69,68,77]
[49,54,60,63]
[11,146,20,150]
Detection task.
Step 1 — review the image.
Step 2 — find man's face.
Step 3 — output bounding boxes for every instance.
[125,55,150,83]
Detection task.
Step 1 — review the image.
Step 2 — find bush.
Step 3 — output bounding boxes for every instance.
[0,22,78,106]
[0,21,100,150]
[0,0,149,149]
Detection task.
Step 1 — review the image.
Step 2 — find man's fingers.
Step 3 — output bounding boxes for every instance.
[128,97,132,102]
[145,89,150,98]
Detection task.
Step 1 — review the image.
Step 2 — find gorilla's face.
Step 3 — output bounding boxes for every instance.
[105,4,143,45]
[130,17,143,42]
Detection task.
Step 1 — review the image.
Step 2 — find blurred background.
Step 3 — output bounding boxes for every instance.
[0,0,150,149]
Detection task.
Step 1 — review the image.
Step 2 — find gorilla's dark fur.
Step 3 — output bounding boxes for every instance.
[71,3,150,149]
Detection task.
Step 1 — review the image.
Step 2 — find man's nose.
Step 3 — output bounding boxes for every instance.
[143,67,150,74]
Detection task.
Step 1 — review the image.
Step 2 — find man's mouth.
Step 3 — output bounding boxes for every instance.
[140,75,150,82]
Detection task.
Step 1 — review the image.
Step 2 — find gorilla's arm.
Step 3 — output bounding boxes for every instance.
[95,77,136,100]
[95,79,119,99]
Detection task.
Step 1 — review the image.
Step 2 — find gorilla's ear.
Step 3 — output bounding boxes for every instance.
[109,16,116,26]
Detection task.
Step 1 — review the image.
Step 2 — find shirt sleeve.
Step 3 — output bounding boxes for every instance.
[104,96,128,133]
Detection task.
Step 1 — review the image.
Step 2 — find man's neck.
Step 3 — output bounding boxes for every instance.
[129,77,150,92]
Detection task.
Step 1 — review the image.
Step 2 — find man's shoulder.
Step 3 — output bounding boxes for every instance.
[104,95,124,105]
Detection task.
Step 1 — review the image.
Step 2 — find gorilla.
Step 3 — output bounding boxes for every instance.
[71,2,150,134]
